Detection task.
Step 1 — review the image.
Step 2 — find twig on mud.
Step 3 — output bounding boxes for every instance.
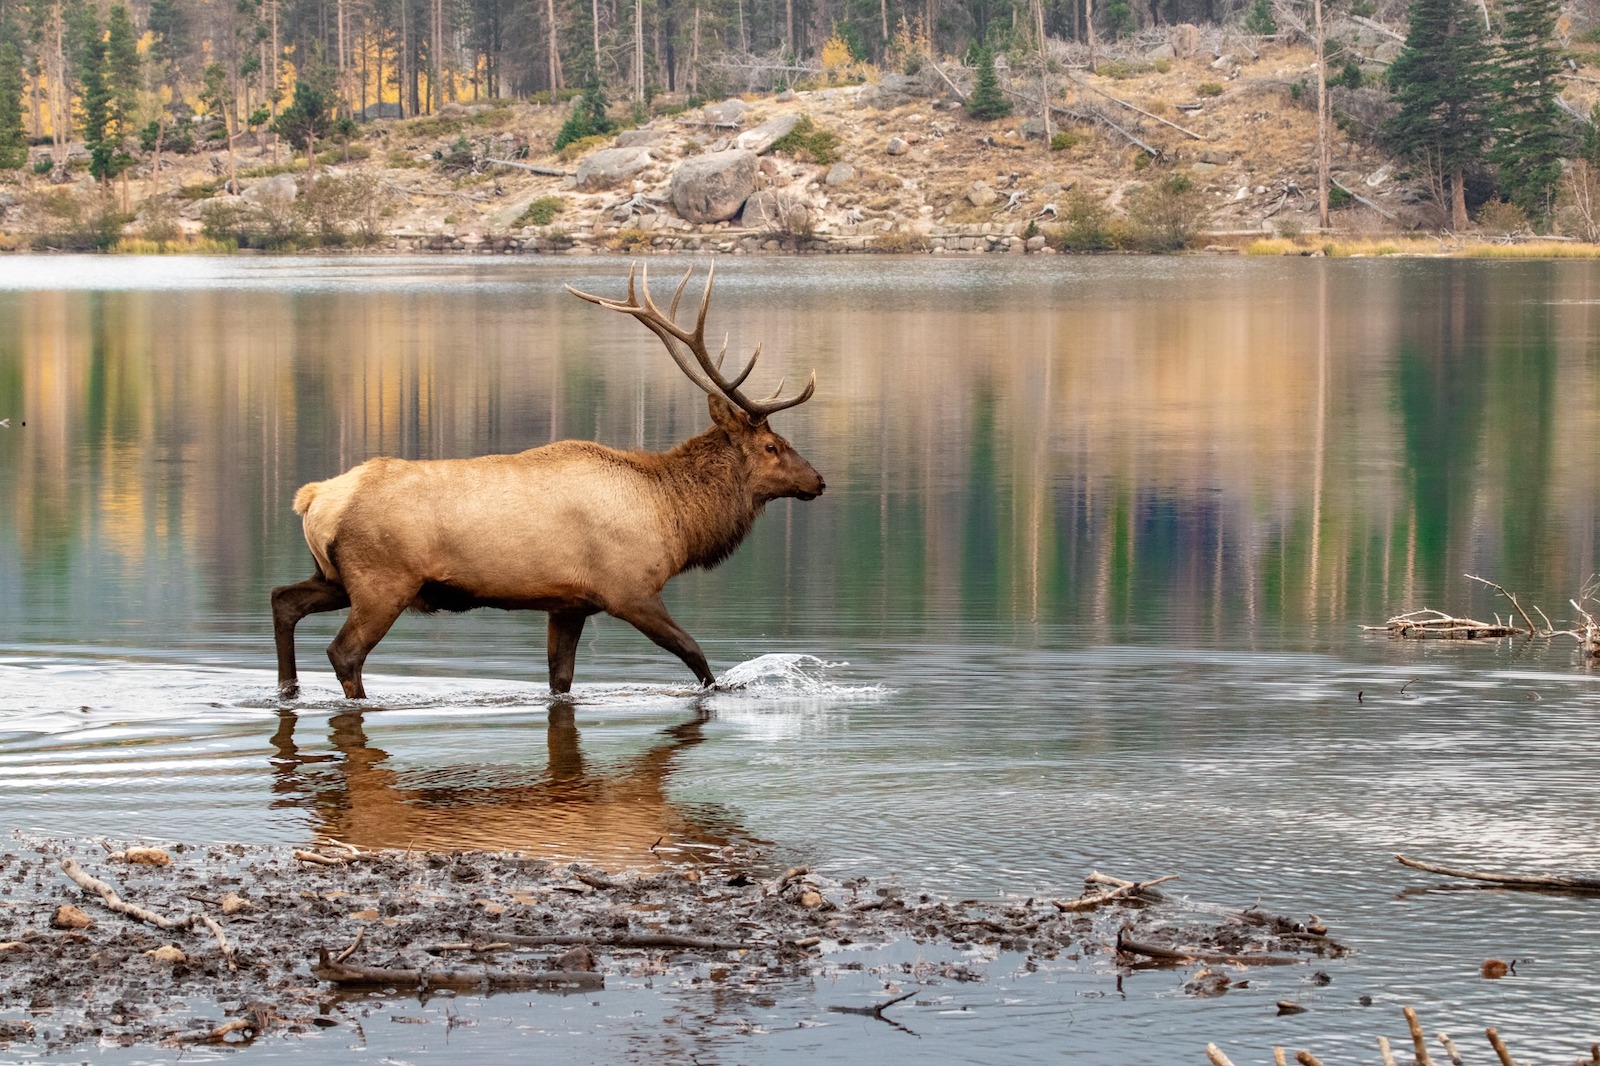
[197,913,236,972]
[334,925,365,964]
[1085,870,1173,901]
[311,948,605,992]
[1054,874,1178,912]
[1396,853,1600,893]
[492,931,751,951]
[58,858,186,931]
[294,849,345,866]
[425,941,511,954]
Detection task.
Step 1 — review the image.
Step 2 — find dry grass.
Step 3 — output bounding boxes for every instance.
[1458,240,1600,259]
[1243,237,1302,255]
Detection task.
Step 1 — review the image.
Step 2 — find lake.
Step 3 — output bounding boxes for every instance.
[3,254,1600,1064]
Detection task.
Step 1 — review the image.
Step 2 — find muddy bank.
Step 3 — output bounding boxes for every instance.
[0,834,1342,1054]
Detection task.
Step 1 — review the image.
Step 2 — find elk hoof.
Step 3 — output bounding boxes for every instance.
[277,680,300,700]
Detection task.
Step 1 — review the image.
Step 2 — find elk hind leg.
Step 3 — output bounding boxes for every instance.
[610,596,715,688]
[326,583,414,700]
[272,575,351,698]
[547,610,592,694]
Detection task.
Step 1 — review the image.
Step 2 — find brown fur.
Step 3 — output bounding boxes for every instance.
[271,395,823,700]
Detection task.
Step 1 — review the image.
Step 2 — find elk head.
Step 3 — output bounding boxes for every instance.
[567,264,825,504]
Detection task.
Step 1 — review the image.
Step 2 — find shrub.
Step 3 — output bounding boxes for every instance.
[1125,172,1210,250]
[609,227,653,251]
[23,191,129,251]
[1050,130,1081,151]
[553,83,618,151]
[1197,82,1224,97]
[300,173,386,246]
[769,115,841,164]
[1328,184,1353,209]
[1244,0,1276,34]
[1337,60,1364,90]
[872,228,929,253]
[556,132,611,162]
[1047,189,1127,251]
[514,195,564,228]
[1475,199,1531,234]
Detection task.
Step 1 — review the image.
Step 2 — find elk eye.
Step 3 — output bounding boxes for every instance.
[763,442,778,455]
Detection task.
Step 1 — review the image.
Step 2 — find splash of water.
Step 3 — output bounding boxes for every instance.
[714,654,886,699]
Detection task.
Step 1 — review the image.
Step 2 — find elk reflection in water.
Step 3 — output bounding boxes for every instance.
[267,704,759,867]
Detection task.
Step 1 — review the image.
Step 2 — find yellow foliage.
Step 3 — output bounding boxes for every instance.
[821,33,854,75]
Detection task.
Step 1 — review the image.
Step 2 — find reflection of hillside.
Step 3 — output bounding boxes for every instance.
[4,261,1600,648]
[269,705,755,865]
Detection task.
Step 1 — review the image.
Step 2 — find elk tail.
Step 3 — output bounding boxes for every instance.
[292,482,320,516]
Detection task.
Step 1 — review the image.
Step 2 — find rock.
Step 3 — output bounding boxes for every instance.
[670,149,759,223]
[1374,41,1403,63]
[741,190,809,232]
[242,174,297,204]
[1026,235,1046,252]
[574,147,654,191]
[885,137,909,156]
[734,113,801,154]
[52,905,94,930]
[856,71,936,109]
[614,129,667,148]
[799,889,827,908]
[1170,23,1200,58]
[967,181,997,208]
[1145,42,1176,60]
[555,945,597,971]
[1197,150,1230,166]
[116,847,170,866]
[702,99,747,127]
[1020,117,1047,140]
[0,190,15,208]
[1365,164,1394,187]
[438,102,469,119]
[146,945,187,964]
[1212,54,1235,70]
[824,162,856,186]
[775,88,796,103]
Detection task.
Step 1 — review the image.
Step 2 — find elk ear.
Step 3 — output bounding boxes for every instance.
[708,394,757,434]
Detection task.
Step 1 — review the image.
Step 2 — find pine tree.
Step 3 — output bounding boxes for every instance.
[967,47,1010,120]
[1493,0,1565,225]
[0,39,26,170]
[1385,0,1495,229]
[273,66,336,173]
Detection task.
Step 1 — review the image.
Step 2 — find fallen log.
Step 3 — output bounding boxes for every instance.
[492,931,751,951]
[59,858,187,931]
[484,158,571,176]
[1054,874,1178,912]
[1115,930,1304,966]
[311,948,604,992]
[1395,854,1600,893]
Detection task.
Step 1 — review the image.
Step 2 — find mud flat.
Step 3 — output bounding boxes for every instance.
[0,834,1342,1053]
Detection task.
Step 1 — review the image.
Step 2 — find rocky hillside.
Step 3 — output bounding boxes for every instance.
[10,24,1577,255]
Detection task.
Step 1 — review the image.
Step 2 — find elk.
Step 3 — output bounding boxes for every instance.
[271,265,823,700]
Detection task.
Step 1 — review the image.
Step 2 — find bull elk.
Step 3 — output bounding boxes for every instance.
[271,265,823,700]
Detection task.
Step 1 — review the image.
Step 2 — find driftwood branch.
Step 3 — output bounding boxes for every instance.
[492,931,750,951]
[1115,930,1304,966]
[1068,73,1206,140]
[197,914,236,972]
[827,988,917,1017]
[1396,853,1600,893]
[1362,608,1520,639]
[311,948,604,992]
[485,158,571,176]
[928,61,969,101]
[1331,176,1400,221]
[1054,874,1178,911]
[1206,1044,1237,1066]
[1464,574,1539,635]
[59,858,186,931]
[1405,1006,1438,1066]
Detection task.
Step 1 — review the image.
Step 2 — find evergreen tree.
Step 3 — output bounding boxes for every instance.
[71,10,130,189]
[552,81,617,150]
[1385,0,1495,229]
[0,39,27,170]
[966,47,1010,120]
[1493,0,1564,225]
[273,66,336,171]
[105,5,140,132]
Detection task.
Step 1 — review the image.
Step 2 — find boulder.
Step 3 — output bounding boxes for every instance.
[734,113,801,154]
[615,129,668,148]
[967,181,996,208]
[1145,42,1177,60]
[242,173,297,204]
[856,71,933,110]
[575,146,654,191]
[741,189,810,232]
[702,99,747,127]
[885,137,909,156]
[670,149,759,223]
[1170,23,1201,58]
[824,162,856,186]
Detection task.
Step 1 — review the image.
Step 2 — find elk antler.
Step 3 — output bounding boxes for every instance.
[566,264,816,420]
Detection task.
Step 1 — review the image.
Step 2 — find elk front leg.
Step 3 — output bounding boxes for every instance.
[547,610,592,694]
[610,595,715,688]
[326,583,414,700]
[271,575,351,698]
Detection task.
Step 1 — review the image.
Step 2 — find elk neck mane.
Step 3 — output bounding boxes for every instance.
[644,425,762,572]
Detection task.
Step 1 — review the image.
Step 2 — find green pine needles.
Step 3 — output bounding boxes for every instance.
[967,48,1010,120]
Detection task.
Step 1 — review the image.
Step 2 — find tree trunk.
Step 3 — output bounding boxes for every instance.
[431,0,443,111]
[1451,168,1468,230]
[47,1,67,172]
[785,0,793,56]
[1315,0,1329,228]
[1035,0,1051,146]
[338,0,348,116]
[1086,0,1097,71]
[400,0,412,117]
[547,0,563,91]
[635,0,644,99]
[592,0,601,83]
[690,4,700,96]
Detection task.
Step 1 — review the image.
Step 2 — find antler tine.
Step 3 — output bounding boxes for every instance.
[726,342,760,390]
[743,370,816,418]
[667,267,693,324]
[693,265,715,344]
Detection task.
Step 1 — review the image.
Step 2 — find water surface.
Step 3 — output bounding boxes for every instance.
[3,255,1600,1064]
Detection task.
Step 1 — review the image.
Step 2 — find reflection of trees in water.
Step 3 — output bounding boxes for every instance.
[4,262,1596,652]
[267,704,759,866]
